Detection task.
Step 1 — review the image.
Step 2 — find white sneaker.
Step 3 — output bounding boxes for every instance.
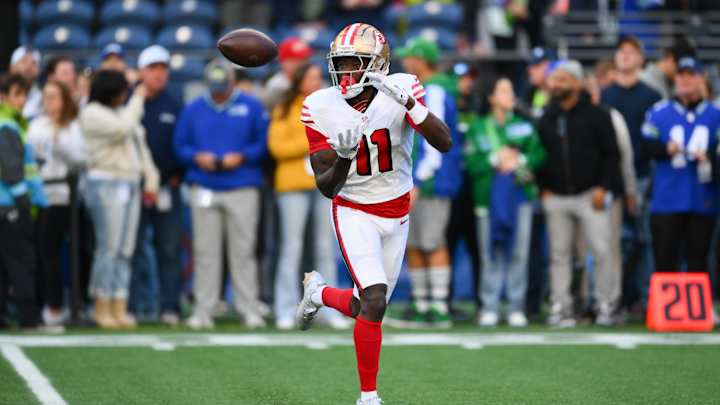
[245,314,266,330]
[42,307,67,327]
[507,311,528,328]
[478,311,499,327]
[296,271,327,330]
[356,397,383,405]
[161,312,180,327]
[546,303,576,328]
[275,318,296,330]
[186,313,214,330]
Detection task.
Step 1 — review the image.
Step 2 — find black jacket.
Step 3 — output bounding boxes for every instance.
[537,92,620,195]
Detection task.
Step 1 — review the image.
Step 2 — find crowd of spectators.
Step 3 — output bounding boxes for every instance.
[1,2,720,332]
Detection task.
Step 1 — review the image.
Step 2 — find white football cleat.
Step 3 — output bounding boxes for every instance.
[296,271,327,330]
[356,397,384,405]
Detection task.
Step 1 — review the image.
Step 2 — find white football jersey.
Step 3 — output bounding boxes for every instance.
[302,73,426,204]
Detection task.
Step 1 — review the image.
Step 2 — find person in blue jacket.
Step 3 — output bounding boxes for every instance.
[174,59,269,330]
[130,45,185,325]
[642,57,719,273]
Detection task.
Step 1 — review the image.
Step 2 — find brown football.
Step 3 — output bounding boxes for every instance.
[217,28,278,67]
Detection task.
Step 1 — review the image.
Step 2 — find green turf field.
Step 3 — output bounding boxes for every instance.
[2,325,719,405]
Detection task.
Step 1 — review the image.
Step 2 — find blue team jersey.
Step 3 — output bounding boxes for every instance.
[412,83,463,198]
[642,99,720,214]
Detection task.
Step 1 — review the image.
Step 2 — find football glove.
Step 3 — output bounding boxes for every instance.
[328,118,368,160]
[367,72,409,107]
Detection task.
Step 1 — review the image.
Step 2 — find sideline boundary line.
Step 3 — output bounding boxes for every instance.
[1,344,67,405]
[0,332,719,350]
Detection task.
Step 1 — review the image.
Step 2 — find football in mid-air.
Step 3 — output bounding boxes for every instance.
[217,28,278,67]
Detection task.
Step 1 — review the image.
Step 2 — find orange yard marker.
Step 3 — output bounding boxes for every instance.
[646,273,714,332]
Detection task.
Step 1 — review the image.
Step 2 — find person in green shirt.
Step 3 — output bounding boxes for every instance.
[464,76,545,327]
[386,37,463,329]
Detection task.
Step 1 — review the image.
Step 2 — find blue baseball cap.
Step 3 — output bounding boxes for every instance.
[101,43,125,60]
[529,47,555,65]
[677,56,702,74]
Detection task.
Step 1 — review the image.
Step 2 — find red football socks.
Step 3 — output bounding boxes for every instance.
[353,315,382,392]
[321,287,355,318]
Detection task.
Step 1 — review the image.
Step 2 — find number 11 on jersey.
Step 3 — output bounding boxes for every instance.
[356,128,393,176]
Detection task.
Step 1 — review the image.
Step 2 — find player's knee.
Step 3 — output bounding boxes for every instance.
[360,286,387,321]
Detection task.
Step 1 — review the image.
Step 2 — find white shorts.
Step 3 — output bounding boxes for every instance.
[331,203,410,302]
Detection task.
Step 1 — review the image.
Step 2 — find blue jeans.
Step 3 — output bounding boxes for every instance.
[274,190,337,322]
[478,203,533,313]
[84,178,141,299]
[131,186,183,314]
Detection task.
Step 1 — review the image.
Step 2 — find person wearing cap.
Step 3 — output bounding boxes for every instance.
[259,37,313,111]
[128,45,184,326]
[641,57,720,279]
[99,43,139,87]
[522,46,554,120]
[600,36,661,314]
[385,37,462,329]
[537,60,620,327]
[99,43,126,72]
[9,46,42,120]
[173,59,269,330]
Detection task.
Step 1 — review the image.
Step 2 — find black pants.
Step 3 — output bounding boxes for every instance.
[37,206,70,310]
[0,205,39,327]
[651,213,715,272]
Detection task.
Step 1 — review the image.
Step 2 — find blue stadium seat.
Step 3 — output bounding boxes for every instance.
[407,2,462,30]
[168,53,205,82]
[406,27,457,50]
[292,26,335,51]
[243,64,273,81]
[20,0,34,29]
[383,4,404,29]
[156,24,214,50]
[33,24,91,50]
[100,0,160,27]
[86,54,138,70]
[35,0,94,28]
[163,0,218,27]
[95,25,152,50]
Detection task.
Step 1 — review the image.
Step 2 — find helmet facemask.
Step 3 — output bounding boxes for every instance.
[328,53,389,99]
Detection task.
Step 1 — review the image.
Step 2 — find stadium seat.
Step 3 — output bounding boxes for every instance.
[406,27,457,50]
[100,0,160,27]
[95,25,152,50]
[86,54,138,70]
[35,0,94,28]
[163,0,219,27]
[33,24,91,50]
[156,24,214,50]
[406,2,462,30]
[20,0,34,29]
[168,53,205,82]
[278,26,335,51]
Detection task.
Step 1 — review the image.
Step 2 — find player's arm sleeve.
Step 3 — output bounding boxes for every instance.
[640,109,669,160]
[301,102,332,154]
[405,76,427,131]
[413,85,443,182]
[242,103,270,164]
[173,105,198,166]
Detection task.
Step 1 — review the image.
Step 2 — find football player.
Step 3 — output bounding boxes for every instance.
[295,23,452,404]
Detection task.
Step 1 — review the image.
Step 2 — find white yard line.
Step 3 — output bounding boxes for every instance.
[1,345,67,405]
[0,332,719,350]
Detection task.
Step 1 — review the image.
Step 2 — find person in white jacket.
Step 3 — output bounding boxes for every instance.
[27,81,87,327]
[79,70,159,329]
